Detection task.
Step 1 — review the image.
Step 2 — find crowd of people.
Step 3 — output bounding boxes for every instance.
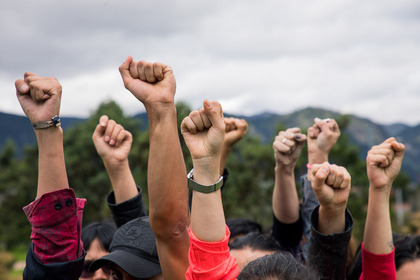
[14,57,419,280]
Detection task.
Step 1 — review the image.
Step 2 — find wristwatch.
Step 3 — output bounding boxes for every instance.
[187,169,223,193]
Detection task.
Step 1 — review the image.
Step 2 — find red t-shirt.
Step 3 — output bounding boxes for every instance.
[359,243,396,280]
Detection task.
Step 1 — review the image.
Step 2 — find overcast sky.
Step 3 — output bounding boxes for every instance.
[1,0,419,125]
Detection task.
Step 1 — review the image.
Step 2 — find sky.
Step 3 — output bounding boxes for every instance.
[1,0,420,125]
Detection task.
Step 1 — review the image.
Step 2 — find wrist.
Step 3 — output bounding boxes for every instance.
[318,205,346,234]
[103,158,130,172]
[191,160,221,185]
[275,164,295,174]
[308,151,328,165]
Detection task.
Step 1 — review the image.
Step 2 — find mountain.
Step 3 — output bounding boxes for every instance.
[1,108,419,183]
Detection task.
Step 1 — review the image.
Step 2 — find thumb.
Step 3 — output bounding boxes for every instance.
[93,115,109,139]
[15,79,30,95]
[391,140,405,164]
[311,163,330,191]
[203,99,224,132]
[119,56,134,87]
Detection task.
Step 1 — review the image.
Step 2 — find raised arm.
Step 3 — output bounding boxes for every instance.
[16,73,86,279]
[220,117,248,174]
[360,137,404,279]
[307,162,352,280]
[182,100,239,279]
[119,57,189,279]
[272,127,306,223]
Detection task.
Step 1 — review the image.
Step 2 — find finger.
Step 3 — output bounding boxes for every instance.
[325,165,337,187]
[109,124,123,146]
[308,126,319,139]
[311,163,331,191]
[28,81,48,102]
[119,56,135,87]
[129,60,140,80]
[314,117,332,133]
[368,153,389,168]
[328,119,340,133]
[138,61,147,81]
[203,99,224,131]
[189,109,205,132]
[391,141,405,163]
[104,119,116,143]
[15,79,30,95]
[153,62,165,81]
[273,139,291,154]
[181,116,198,134]
[144,62,158,83]
[236,119,248,133]
[116,130,132,147]
[200,109,212,128]
[93,115,109,139]
[341,168,351,190]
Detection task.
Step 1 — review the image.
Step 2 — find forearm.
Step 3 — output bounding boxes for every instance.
[146,105,189,235]
[35,127,69,198]
[190,161,226,242]
[103,159,138,204]
[272,165,299,223]
[364,186,392,254]
[318,205,346,234]
[219,145,232,175]
[308,150,328,165]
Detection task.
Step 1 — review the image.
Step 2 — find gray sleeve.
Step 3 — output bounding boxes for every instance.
[300,174,320,259]
[307,206,353,280]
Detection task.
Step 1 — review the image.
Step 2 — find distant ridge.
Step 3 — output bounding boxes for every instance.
[1,108,419,183]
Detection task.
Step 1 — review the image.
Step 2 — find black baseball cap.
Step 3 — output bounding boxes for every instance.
[89,216,161,278]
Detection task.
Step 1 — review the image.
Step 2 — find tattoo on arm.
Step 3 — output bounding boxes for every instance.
[387,239,393,250]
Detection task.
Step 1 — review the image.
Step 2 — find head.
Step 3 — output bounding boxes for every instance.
[238,251,319,280]
[89,217,162,280]
[229,233,280,271]
[394,234,420,280]
[80,220,117,280]
[226,218,262,244]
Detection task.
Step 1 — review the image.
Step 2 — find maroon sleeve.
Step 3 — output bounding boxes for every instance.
[23,188,86,264]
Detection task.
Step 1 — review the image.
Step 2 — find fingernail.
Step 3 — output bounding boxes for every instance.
[100,122,106,127]
[323,166,330,174]
[110,139,115,145]
[314,117,321,122]
[295,135,301,140]
[19,84,29,92]
[105,135,110,142]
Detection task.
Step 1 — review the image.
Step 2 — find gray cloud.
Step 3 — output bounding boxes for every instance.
[1,0,419,125]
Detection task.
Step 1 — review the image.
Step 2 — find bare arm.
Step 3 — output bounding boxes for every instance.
[272,128,306,223]
[92,115,138,204]
[119,57,189,279]
[16,73,68,198]
[364,137,405,254]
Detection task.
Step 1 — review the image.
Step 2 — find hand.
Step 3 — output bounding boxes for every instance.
[181,100,225,164]
[309,162,351,212]
[367,137,405,191]
[119,56,176,107]
[15,72,62,123]
[273,128,306,168]
[307,118,340,164]
[92,115,133,164]
[223,118,248,148]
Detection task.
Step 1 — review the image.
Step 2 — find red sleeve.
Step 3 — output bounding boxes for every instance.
[186,225,239,280]
[359,242,396,280]
[23,188,86,264]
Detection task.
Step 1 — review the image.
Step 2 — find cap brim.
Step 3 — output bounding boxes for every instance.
[89,249,161,278]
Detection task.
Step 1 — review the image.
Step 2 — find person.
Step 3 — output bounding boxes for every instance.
[226,218,262,244]
[80,220,116,280]
[271,127,306,256]
[89,116,163,279]
[118,57,190,280]
[301,117,341,259]
[16,73,86,279]
[182,100,318,279]
[358,137,405,279]
[306,162,353,280]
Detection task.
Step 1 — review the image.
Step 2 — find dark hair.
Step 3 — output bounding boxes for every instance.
[394,233,420,270]
[226,218,262,240]
[238,251,319,280]
[230,233,281,252]
[347,233,420,280]
[82,220,117,252]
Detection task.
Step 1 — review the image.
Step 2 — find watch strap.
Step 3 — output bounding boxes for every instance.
[187,169,223,193]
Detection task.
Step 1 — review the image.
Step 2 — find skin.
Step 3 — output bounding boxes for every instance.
[309,162,351,234]
[272,127,306,223]
[396,259,420,280]
[364,138,405,255]
[230,248,274,272]
[82,238,109,280]
[219,117,248,174]
[119,57,189,280]
[307,118,340,165]
[92,115,138,204]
